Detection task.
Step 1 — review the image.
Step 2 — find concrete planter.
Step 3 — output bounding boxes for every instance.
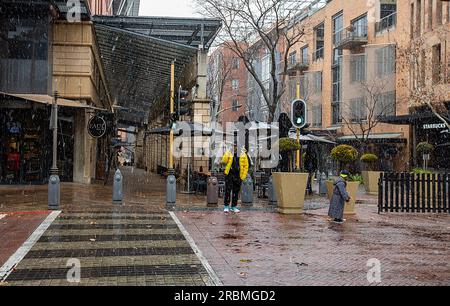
[344,181,359,215]
[362,171,381,195]
[273,172,309,214]
[326,180,359,215]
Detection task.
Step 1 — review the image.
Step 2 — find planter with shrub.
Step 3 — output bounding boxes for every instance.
[360,153,381,195]
[273,137,309,214]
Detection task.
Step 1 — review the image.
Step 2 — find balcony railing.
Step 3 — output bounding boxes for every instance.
[286,57,310,74]
[375,12,397,33]
[313,47,324,61]
[335,24,368,49]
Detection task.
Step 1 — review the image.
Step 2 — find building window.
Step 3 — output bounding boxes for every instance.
[428,0,433,30]
[416,0,422,36]
[0,10,50,94]
[381,3,397,19]
[288,51,297,66]
[376,91,396,117]
[312,105,322,127]
[436,0,442,25]
[351,14,368,38]
[312,72,322,93]
[314,23,324,61]
[350,54,366,83]
[333,12,344,45]
[377,4,397,33]
[300,46,309,64]
[232,57,240,69]
[261,54,270,82]
[332,65,342,125]
[349,97,367,123]
[376,45,396,76]
[231,79,239,91]
[432,44,442,83]
[232,100,239,111]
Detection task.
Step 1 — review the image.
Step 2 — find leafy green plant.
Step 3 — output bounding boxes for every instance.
[331,145,359,169]
[278,137,301,152]
[360,153,378,171]
[411,168,434,174]
[416,142,434,155]
[350,174,364,184]
[360,153,378,163]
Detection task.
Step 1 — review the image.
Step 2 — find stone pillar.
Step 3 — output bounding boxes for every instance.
[196,49,208,100]
[192,99,211,172]
[73,109,95,184]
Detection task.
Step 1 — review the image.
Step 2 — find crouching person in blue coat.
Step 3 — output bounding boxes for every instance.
[328,170,351,224]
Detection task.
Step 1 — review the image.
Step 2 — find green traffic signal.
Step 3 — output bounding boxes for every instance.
[291,99,307,128]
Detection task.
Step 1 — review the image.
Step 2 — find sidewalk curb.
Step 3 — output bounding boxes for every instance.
[0,211,61,282]
[169,211,223,286]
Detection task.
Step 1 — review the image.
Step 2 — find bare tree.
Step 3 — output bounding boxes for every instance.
[341,77,395,151]
[207,46,234,121]
[397,29,450,131]
[196,0,313,123]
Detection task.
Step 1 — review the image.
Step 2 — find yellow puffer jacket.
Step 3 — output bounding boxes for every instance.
[222,150,249,181]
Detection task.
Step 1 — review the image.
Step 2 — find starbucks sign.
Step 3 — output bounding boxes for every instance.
[88,115,107,138]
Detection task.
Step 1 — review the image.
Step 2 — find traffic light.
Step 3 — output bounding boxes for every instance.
[178,88,190,117]
[291,99,307,129]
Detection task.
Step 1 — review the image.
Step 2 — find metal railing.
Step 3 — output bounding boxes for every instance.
[335,24,368,47]
[375,12,397,33]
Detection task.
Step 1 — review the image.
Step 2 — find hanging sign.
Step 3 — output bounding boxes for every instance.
[88,115,107,138]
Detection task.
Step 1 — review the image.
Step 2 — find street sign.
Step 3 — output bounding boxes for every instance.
[88,115,107,138]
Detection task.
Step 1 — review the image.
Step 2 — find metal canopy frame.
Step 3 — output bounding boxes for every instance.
[92,16,221,125]
[93,15,222,50]
[94,23,198,124]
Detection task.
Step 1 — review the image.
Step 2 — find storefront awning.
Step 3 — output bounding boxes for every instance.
[337,133,406,144]
[0,92,106,110]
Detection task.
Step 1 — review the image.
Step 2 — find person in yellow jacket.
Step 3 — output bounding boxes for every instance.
[221,143,249,213]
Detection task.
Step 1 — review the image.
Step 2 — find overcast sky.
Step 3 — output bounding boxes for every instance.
[139,0,200,18]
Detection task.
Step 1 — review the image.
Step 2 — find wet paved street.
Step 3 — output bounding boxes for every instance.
[177,206,450,286]
[0,167,449,286]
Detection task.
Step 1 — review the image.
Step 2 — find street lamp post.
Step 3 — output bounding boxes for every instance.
[48,91,60,210]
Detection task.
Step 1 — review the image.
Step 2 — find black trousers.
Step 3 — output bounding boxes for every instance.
[224,174,242,207]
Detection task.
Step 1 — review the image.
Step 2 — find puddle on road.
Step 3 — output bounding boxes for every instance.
[220,233,244,240]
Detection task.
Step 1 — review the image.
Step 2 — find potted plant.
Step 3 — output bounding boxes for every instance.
[326,144,360,215]
[360,153,381,195]
[272,137,309,214]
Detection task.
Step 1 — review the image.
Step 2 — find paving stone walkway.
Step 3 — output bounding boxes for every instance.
[1,210,215,286]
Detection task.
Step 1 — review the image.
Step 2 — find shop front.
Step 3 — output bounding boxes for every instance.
[0,96,75,184]
[415,120,450,171]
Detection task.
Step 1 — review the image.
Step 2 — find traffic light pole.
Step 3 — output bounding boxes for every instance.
[296,83,301,170]
[166,61,176,207]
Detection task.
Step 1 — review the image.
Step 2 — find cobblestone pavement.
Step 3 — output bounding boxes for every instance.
[1,167,448,286]
[176,205,450,286]
[0,208,215,286]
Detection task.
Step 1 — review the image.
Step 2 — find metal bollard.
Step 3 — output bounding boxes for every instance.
[48,175,60,210]
[319,172,328,195]
[241,174,253,206]
[112,169,123,204]
[268,175,277,205]
[206,175,219,207]
[166,169,176,208]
